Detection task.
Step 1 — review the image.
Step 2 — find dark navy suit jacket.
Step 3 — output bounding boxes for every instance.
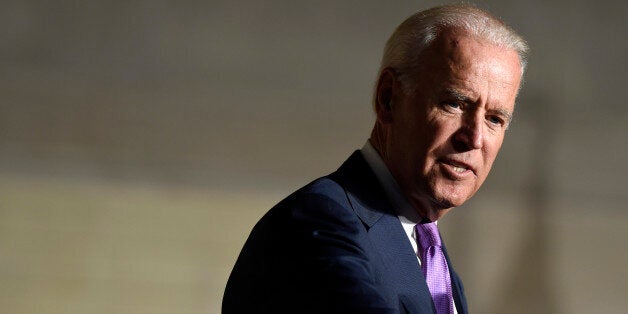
[222,151,467,313]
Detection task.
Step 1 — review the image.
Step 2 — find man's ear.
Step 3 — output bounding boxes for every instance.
[375,68,397,124]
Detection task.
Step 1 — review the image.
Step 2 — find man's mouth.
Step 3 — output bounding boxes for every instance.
[440,158,475,175]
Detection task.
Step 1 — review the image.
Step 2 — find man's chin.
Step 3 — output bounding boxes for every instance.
[430,185,475,210]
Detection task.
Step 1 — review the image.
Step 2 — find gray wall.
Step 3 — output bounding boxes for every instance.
[1,1,626,313]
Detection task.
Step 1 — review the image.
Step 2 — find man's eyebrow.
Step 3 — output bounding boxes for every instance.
[444,88,474,103]
[495,108,513,123]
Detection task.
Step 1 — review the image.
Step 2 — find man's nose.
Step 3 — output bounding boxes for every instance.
[453,113,483,151]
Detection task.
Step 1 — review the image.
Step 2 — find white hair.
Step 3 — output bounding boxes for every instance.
[378,4,529,92]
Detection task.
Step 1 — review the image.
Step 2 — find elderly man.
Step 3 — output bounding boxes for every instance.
[223,4,528,314]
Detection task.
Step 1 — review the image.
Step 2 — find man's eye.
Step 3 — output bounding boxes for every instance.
[445,102,462,110]
[487,116,503,125]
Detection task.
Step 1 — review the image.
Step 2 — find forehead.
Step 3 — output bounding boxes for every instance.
[415,31,522,111]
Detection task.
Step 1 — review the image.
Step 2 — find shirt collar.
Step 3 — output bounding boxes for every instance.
[360,140,422,224]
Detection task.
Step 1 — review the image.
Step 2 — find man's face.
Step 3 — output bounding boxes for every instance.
[380,32,522,221]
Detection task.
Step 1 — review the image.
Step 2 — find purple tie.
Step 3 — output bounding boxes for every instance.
[415,222,454,314]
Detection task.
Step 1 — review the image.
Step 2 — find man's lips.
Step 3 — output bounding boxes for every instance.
[438,158,476,175]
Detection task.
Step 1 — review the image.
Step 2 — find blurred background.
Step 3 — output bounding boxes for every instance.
[1,0,626,313]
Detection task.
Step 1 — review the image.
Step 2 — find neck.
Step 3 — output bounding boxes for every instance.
[369,125,451,223]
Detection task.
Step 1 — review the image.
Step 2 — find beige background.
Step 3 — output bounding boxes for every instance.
[1,1,626,313]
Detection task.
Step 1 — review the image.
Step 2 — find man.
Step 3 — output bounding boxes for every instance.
[223,4,528,314]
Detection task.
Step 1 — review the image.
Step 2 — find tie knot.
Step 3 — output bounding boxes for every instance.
[415,222,441,250]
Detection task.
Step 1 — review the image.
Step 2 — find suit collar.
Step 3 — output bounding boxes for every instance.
[360,141,423,223]
[330,151,468,313]
[329,151,436,312]
[329,151,390,228]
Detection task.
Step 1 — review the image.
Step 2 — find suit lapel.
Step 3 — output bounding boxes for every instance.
[442,243,467,314]
[330,151,435,313]
[367,212,435,313]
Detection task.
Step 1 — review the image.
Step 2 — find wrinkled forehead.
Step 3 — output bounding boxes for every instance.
[422,29,523,79]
